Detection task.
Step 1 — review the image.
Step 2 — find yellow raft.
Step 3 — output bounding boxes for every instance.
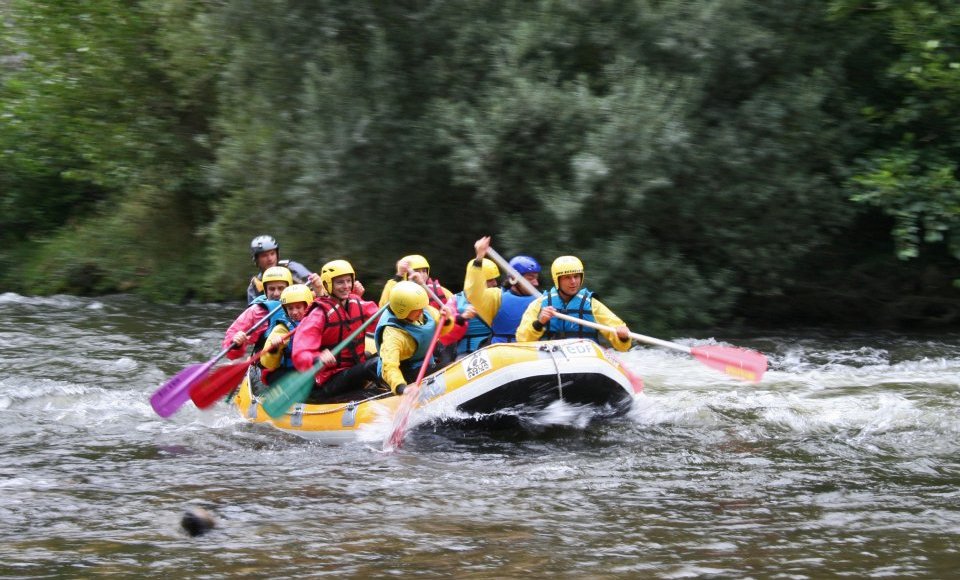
[233,338,642,442]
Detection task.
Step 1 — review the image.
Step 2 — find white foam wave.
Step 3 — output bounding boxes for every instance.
[0,292,25,304]
[0,293,97,309]
[112,357,139,372]
[0,377,176,438]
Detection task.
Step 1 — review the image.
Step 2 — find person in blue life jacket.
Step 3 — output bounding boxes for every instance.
[247,234,322,303]
[515,254,632,351]
[258,284,315,389]
[449,255,500,355]
[463,236,543,345]
[374,281,457,395]
[222,266,293,361]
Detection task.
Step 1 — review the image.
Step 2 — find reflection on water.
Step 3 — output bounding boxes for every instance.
[1,293,959,576]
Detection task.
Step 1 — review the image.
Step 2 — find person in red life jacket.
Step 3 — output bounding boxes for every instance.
[516,255,632,350]
[222,266,292,360]
[257,284,315,390]
[292,259,382,403]
[377,254,453,311]
[374,281,457,395]
[247,234,322,303]
[464,236,543,344]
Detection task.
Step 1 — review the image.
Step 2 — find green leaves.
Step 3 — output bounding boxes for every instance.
[2,0,957,326]
[831,0,960,264]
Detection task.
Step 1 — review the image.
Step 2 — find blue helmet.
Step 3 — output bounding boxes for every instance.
[508,255,541,276]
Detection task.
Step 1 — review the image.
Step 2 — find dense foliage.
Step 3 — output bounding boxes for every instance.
[1,0,958,330]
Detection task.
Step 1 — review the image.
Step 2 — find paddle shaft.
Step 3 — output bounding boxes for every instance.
[250,325,298,363]
[485,247,689,353]
[413,279,446,311]
[220,302,286,360]
[260,302,389,418]
[487,246,767,383]
[299,303,388,378]
[149,302,284,417]
[382,279,451,449]
[386,308,449,450]
[414,310,448,385]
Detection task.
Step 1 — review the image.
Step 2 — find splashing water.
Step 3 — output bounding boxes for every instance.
[2,295,959,577]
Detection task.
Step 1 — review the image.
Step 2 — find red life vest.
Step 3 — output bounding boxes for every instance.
[313,295,374,384]
[424,278,446,310]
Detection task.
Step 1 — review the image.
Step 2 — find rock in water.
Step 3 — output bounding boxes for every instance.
[181,507,216,537]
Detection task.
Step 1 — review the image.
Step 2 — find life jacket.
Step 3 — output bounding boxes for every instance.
[258,319,303,387]
[249,259,299,301]
[491,289,538,344]
[374,308,438,377]
[540,287,600,342]
[249,296,284,352]
[278,318,303,370]
[263,299,319,371]
[250,275,264,297]
[314,296,370,370]
[424,278,446,310]
[454,292,492,354]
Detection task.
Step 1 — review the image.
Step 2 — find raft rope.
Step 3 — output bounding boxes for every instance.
[254,339,604,417]
[254,390,393,416]
[298,341,582,416]
[540,343,568,398]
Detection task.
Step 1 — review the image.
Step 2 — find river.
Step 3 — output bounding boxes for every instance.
[1,292,959,578]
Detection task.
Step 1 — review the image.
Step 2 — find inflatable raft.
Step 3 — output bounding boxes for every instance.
[233,339,642,442]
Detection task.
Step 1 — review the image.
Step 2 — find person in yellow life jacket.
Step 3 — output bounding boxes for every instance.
[258,284,316,389]
[377,254,453,311]
[374,281,457,395]
[247,234,323,303]
[222,266,293,361]
[516,255,632,351]
[450,251,500,355]
[464,236,544,346]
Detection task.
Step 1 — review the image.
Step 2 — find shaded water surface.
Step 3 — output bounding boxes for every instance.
[2,293,959,577]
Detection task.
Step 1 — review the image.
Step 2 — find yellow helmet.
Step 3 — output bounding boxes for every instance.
[389,281,428,319]
[466,258,500,281]
[280,284,315,306]
[551,256,584,287]
[402,254,430,278]
[320,259,356,294]
[262,266,293,286]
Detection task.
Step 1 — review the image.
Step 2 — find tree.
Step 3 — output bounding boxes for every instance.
[0,0,219,298]
[830,0,960,264]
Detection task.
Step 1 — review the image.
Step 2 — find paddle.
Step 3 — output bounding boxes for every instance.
[485,246,768,383]
[384,306,449,451]
[188,326,299,409]
[382,281,452,451]
[150,303,283,418]
[260,303,390,418]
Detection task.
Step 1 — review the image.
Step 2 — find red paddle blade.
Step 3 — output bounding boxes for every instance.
[150,362,213,418]
[690,345,767,383]
[190,361,252,409]
[385,385,419,451]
